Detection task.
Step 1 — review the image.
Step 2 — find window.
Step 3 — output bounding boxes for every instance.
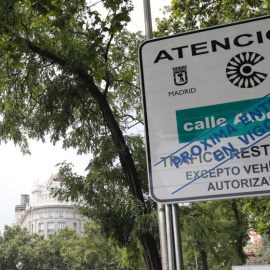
[47,222,55,233]
[38,223,44,233]
[58,222,65,230]
[59,211,64,218]
[73,223,77,230]
[48,211,54,218]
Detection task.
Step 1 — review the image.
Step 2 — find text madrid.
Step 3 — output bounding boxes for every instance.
[153,29,270,63]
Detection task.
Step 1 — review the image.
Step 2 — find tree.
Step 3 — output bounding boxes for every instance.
[53,159,156,268]
[0,225,65,270]
[0,225,35,269]
[0,224,129,270]
[2,1,269,268]
[0,0,161,269]
[180,200,249,270]
[155,0,270,36]
[242,197,270,237]
[54,223,126,270]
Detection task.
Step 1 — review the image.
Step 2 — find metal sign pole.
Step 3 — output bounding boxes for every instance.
[142,1,169,269]
[143,0,153,39]
[142,1,184,269]
[165,204,175,270]
[158,203,169,270]
[172,204,184,270]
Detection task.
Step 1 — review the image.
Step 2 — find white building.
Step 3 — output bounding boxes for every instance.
[14,175,87,238]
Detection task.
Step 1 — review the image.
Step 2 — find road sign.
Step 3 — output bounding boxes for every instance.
[139,16,270,203]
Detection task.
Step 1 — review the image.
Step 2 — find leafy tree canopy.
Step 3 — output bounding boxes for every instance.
[155,0,270,36]
[0,1,161,269]
[0,0,142,154]
[0,224,131,270]
[2,0,270,269]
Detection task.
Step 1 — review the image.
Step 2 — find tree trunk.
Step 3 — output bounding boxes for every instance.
[231,199,247,265]
[26,43,162,270]
[78,70,162,270]
[141,234,163,270]
[200,249,208,270]
[85,75,146,204]
[197,242,208,270]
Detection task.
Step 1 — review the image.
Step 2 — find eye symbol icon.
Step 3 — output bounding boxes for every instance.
[226,52,268,88]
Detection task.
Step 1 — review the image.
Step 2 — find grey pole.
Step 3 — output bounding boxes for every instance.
[142,1,185,269]
[165,204,175,270]
[172,204,184,270]
[158,203,169,270]
[143,0,153,39]
[142,1,169,269]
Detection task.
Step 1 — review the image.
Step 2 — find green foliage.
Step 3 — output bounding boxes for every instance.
[0,225,67,270]
[0,0,143,154]
[59,223,125,270]
[122,241,146,270]
[155,0,270,36]
[242,197,270,236]
[0,224,129,270]
[51,161,157,261]
[180,200,249,269]
[0,1,158,266]
[2,0,270,269]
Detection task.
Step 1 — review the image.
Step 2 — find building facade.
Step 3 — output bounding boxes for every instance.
[14,175,87,238]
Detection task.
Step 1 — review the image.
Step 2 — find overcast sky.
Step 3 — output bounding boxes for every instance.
[0,0,172,233]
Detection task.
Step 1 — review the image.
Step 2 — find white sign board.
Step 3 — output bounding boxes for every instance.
[139,16,270,203]
[232,266,270,270]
